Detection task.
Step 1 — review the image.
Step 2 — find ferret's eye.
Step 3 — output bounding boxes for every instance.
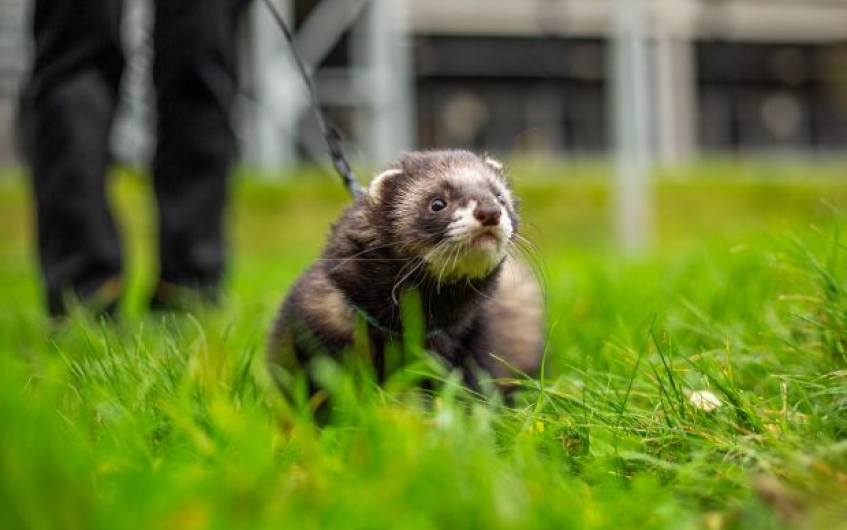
[430,198,447,212]
[496,194,507,205]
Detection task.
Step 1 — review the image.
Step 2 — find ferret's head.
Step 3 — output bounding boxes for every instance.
[367,150,518,281]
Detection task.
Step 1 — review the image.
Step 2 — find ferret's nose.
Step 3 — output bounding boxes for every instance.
[474,204,501,226]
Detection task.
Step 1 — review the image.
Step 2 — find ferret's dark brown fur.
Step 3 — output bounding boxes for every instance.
[268,150,544,391]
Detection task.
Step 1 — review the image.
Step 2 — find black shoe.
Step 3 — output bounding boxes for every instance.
[49,277,122,323]
[149,280,219,313]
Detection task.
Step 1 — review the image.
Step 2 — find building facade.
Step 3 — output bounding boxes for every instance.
[412,0,847,160]
[1,0,846,167]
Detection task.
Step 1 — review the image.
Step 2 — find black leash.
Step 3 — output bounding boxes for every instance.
[259,0,364,199]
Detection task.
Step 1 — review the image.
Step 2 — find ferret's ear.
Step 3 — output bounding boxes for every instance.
[368,168,404,202]
[483,155,505,176]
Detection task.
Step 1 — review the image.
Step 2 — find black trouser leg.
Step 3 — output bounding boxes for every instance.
[27,0,125,316]
[151,0,243,299]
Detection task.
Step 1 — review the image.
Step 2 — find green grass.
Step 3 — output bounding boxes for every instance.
[1,161,847,529]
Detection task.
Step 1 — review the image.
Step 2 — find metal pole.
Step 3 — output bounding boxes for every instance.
[655,27,695,166]
[612,0,652,252]
[248,0,299,173]
[354,0,414,165]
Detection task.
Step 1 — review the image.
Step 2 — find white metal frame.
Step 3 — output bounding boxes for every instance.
[245,0,415,172]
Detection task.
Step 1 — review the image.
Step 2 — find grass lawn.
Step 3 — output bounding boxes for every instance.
[1,160,846,529]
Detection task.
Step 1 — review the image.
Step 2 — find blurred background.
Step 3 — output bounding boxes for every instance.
[1,0,846,253]
[1,0,846,169]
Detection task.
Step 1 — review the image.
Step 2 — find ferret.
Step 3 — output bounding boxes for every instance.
[267,150,544,393]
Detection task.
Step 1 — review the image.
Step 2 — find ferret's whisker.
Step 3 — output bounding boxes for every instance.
[322,229,450,271]
[427,241,453,293]
[466,276,496,302]
[322,241,411,272]
[391,257,426,305]
[515,237,546,281]
[507,244,548,302]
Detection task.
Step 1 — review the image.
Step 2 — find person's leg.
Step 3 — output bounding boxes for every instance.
[150,0,245,307]
[25,0,125,316]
